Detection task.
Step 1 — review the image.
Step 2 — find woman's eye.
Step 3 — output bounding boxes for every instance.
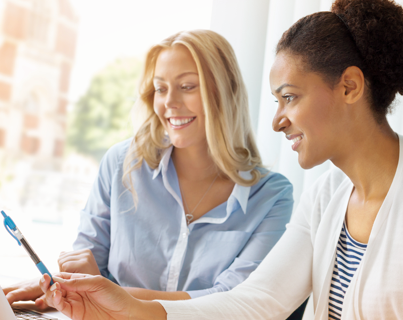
[181,85,195,90]
[283,95,295,103]
[154,88,166,94]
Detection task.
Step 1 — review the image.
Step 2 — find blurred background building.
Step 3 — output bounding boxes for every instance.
[0,0,78,166]
[0,0,94,225]
[0,0,81,222]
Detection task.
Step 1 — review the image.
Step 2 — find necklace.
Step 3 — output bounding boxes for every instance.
[180,173,219,225]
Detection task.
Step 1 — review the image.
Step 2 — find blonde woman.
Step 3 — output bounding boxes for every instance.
[4,30,292,305]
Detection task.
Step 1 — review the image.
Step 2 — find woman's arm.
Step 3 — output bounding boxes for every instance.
[71,144,123,277]
[40,273,167,320]
[123,288,191,301]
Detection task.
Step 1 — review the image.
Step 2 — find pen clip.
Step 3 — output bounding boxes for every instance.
[2,210,21,246]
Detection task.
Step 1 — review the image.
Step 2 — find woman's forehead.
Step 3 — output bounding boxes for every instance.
[270,53,323,92]
[155,45,197,73]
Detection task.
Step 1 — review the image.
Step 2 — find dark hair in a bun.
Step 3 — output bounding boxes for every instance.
[276,0,403,122]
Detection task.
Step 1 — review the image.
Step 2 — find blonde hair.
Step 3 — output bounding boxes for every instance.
[123,29,264,205]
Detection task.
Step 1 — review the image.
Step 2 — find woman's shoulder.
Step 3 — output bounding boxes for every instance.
[309,166,348,198]
[250,167,293,198]
[100,138,133,169]
[298,165,349,215]
[257,167,292,187]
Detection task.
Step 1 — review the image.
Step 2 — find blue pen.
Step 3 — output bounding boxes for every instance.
[1,210,54,285]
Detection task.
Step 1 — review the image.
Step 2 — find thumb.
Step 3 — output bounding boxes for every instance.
[59,275,104,293]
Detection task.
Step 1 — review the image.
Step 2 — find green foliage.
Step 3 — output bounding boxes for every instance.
[67,57,142,161]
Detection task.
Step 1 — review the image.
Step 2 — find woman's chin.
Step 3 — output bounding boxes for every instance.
[169,136,207,150]
[298,154,327,170]
[170,139,194,150]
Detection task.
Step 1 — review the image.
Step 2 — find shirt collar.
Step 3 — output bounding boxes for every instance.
[153,147,251,214]
[152,145,174,180]
[230,170,252,214]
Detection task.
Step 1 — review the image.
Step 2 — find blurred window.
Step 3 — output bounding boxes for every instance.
[24,92,40,114]
[20,134,40,154]
[28,0,52,45]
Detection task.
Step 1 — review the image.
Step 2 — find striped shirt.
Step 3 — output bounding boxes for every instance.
[328,222,367,320]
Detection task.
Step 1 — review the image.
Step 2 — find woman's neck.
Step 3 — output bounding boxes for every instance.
[171,143,218,182]
[333,120,399,201]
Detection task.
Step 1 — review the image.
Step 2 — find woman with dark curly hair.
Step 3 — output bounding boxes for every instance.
[38,0,403,319]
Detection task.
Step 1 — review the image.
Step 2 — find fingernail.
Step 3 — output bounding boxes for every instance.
[52,276,65,283]
[50,284,57,292]
[40,276,45,283]
[53,291,57,298]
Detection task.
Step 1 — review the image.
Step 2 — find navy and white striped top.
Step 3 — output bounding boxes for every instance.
[328,222,367,320]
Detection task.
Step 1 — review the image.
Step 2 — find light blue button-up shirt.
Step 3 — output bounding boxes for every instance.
[74,139,293,298]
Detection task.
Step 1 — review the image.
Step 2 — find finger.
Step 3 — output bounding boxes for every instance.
[6,289,30,304]
[34,294,49,311]
[59,275,103,293]
[5,286,42,304]
[43,285,56,308]
[58,252,89,264]
[70,273,93,280]
[58,272,75,280]
[52,289,72,318]
[58,249,88,260]
[2,286,17,295]
[58,256,84,270]
[51,278,67,297]
[39,274,52,295]
[43,282,62,308]
[59,261,84,273]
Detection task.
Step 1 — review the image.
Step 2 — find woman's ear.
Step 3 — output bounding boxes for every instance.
[340,66,365,104]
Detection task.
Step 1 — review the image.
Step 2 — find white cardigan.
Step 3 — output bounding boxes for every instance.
[158,135,403,320]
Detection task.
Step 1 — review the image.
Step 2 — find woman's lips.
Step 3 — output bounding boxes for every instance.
[291,136,303,151]
[286,134,304,151]
[168,117,196,130]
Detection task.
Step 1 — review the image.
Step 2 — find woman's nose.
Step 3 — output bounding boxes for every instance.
[272,108,291,132]
[165,90,180,109]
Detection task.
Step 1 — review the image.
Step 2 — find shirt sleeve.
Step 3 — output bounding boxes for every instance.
[186,174,294,299]
[72,142,125,278]
[158,177,315,320]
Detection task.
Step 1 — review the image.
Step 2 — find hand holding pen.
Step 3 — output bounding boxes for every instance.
[1,210,54,285]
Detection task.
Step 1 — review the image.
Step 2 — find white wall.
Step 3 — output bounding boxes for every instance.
[210,0,270,132]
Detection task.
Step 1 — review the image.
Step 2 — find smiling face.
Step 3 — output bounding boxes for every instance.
[270,52,347,169]
[153,45,206,150]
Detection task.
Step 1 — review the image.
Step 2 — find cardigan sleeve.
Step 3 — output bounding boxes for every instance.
[156,181,316,320]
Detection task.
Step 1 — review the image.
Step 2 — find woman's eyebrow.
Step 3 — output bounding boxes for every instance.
[275,83,298,93]
[153,72,198,81]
